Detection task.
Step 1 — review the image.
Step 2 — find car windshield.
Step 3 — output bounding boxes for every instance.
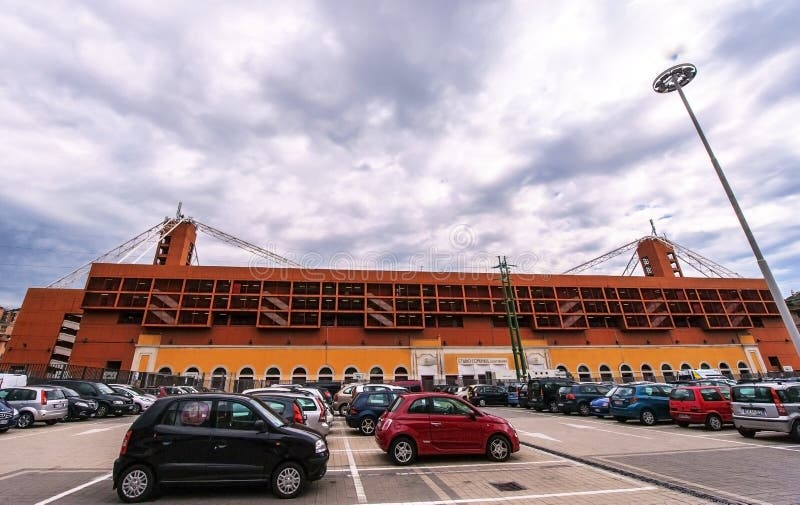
[124,386,147,395]
[249,397,290,426]
[604,386,618,397]
[96,383,116,394]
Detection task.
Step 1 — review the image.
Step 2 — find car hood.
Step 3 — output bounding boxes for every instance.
[281,422,323,441]
[480,412,510,425]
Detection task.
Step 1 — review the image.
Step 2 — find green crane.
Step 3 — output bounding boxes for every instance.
[495,256,528,381]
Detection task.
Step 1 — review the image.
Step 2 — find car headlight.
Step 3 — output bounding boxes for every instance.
[315,439,327,454]
[113,400,123,405]
[75,401,88,407]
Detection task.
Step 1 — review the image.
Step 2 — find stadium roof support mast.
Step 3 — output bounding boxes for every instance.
[495,256,527,381]
[654,63,800,356]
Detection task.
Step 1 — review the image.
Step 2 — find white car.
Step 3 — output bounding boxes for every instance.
[108,384,155,414]
[244,386,333,425]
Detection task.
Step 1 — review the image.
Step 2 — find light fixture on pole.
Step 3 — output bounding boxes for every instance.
[653,63,800,357]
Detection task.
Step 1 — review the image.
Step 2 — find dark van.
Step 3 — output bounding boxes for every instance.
[526,378,575,412]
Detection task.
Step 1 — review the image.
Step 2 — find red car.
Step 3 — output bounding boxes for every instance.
[669,385,732,431]
[374,392,520,465]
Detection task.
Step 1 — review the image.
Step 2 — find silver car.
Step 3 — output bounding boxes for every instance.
[731,381,800,441]
[108,385,155,415]
[0,386,69,428]
[251,391,330,437]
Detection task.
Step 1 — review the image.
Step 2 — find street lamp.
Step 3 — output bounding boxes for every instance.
[653,63,800,359]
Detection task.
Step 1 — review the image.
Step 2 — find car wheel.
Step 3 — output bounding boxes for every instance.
[479,399,486,407]
[390,437,417,466]
[45,420,58,426]
[95,403,109,418]
[338,404,349,417]
[614,416,627,423]
[578,403,591,417]
[676,422,690,428]
[359,416,377,435]
[116,464,155,503]
[16,412,34,429]
[639,409,656,426]
[132,403,142,415]
[271,461,305,499]
[737,427,757,438]
[549,401,559,413]
[486,435,511,462]
[790,421,800,442]
[705,414,723,431]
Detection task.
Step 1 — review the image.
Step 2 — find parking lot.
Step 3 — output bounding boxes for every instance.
[1,406,799,505]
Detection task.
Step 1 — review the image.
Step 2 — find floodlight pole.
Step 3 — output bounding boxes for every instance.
[653,63,800,358]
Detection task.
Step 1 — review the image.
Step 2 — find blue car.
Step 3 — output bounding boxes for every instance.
[590,386,619,418]
[0,398,20,433]
[610,383,673,425]
[507,385,520,407]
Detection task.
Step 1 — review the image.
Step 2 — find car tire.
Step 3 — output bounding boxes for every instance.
[676,422,690,428]
[132,403,142,415]
[338,404,349,417]
[359,416,377,436]
[578,403,591,417]
[737,427,757,438]
[45,420,58,426]
[95,403,109,418]
[639,409,657,426]
[486,435,511,462]
[614,416,627,423]
[533,407,542,412]
[390,437,417,465]
[790,421,800,442]
[16,412,34,429]
[705,414,723,431]
[271,461,305,499]
[116,464,155,503]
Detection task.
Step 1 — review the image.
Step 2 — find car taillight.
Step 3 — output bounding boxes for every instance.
[120,429,132,455]
[349,405,358,416]
[41,390,48,405]
[566,393,575,400]
[771,389,788,416]
[292,404,305,424]
[316,399,326,422]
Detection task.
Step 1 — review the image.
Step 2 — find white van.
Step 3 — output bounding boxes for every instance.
[0,373,27,388]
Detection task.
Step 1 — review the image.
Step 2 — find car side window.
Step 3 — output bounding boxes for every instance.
[23,389,36,401]
[700,388,722,401]
[162,400,212,427]
[215,400,259,430]
[264,400,287,416]
[407,398,428,414]
[432,397,460,415]
[367,393,389,406]
[785,387,800,403]
[77,383,94,395]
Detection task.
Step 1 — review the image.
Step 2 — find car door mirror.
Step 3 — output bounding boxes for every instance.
[254,419,268,433]
[468,411,477,420]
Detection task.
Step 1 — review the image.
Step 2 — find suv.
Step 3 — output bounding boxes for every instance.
[557,383,612,416]
[526,378,575,412]
[346,390,405,435]
[46,380,135,417]
[669,385,732,431]
[467,385,509,407]
[0,386,68,428]
[49,385,98,421]
[610,383,673,425]
[113,393,329,502]
[731,382,800,441]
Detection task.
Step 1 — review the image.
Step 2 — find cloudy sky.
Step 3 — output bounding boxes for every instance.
[1,0,799,308]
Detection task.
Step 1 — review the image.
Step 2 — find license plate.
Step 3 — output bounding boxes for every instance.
[613,400,623,406]
[677,414,690,419]
[0,420,8,425]
[742,408,765,416]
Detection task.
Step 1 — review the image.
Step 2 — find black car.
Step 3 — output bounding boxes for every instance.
[50,385,98,421]
[0,398,20,432]
[467,385,509,407]
[345,390,404,435]
[556,383,612,416]
[526,378,575,412]
[46,379,135,417]
[113,393,328,502]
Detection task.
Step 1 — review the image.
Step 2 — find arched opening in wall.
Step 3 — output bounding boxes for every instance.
[184,367,200,378]
[620,364,634,383]
[641,364,655,382]
[318,367,333,382]
[237,367,255,393]
[265,367,281,385]
[599,365,613,382]
[344,367,359,383]
[719,362,733,378]
[370,367,384,384]
[394,366,409,381]
[158,367,173,376]
[556,365,569,379]
[292,367,307,385]
[211,367,227,391]
[680,363,692,370]
[577,365,592,382]
[737,361,751,379]
[661,364,675,382]
[700,362,711,369]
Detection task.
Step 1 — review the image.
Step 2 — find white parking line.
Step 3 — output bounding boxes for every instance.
[560,422,652,439]
[515,430,561,442]
[355,485,658,505]
[342,435,367,503]
[355,459,570,473]
[34,472,111,505]
[73,426,125,436]
[330,448,383,453]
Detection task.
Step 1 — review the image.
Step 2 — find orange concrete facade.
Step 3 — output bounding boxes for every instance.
[3,230,799,387]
